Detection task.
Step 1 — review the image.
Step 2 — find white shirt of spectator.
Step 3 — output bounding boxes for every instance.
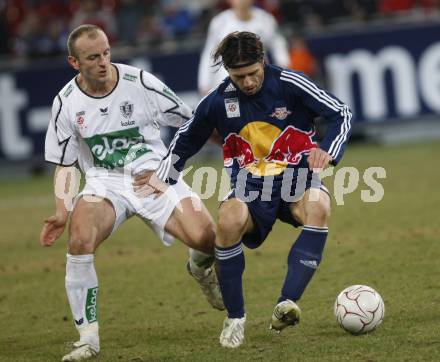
[45,63,192,178]
[198,6,289,93]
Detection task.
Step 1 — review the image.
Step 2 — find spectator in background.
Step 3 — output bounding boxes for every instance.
[136,10,164,46]
[345,0,377,23]
[378,0,439,17]
[14,9,67,58]
[281,0,369,30]
[70,0,117,42]
[178,0,218,36]
[39,18,68,56]
[288,33,317,79]
[197,0,289,95]
[162,2,195,38]
[115,0,145,45]
[2,0,28,40]
[13,10,43,57]
[378,0,415,15]
[0,3,10,55]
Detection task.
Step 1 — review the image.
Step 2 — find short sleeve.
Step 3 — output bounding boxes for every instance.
[45,95,79,166]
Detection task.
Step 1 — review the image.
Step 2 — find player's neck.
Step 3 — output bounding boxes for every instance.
[234,7,252,21]
[77,65,117,97]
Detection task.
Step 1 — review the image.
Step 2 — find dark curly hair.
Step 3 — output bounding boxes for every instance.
[213,31,265,69]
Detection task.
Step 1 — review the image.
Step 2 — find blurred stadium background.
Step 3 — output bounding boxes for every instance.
[1,0,440,174]
[0,1,439,361]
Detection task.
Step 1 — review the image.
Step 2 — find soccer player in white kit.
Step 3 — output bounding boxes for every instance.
[198,0,289,95]
[40,24,223,362]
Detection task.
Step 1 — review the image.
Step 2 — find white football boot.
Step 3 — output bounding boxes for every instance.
[269,299,301,333]
[62,341,98,361]
[187,262,225,310]
[219,315,246,348]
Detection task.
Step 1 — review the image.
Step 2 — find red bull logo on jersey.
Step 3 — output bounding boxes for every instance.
[269,107,292,120]
[265,126,317,165]
[222,121,317,176]
[223,133,256,168]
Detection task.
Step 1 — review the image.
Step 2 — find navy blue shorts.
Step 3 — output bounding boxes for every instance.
[225,169,329,249]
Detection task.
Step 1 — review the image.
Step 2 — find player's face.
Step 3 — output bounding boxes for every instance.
[69,31,112,84]
[230,0,253,10]
[228,61,264,96]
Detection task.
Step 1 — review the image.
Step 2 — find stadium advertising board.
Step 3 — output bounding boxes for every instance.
[307,22,440,123]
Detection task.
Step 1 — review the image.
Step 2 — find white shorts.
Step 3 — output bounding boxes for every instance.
[74,175,198,246]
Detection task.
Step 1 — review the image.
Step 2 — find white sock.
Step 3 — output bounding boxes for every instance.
[189,248,214,277]
[65,253,100,352]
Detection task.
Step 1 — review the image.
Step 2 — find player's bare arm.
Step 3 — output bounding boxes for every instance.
[40,165,78,246]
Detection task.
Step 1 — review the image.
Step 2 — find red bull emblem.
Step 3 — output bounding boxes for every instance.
[222,122,317,176]
[269,107,292,120]
[223,133,256,168]
[265,126,317,165]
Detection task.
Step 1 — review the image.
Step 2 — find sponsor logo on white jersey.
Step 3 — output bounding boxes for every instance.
[100,106,108,116]
[84,127,150,169]
[63,84,74,97]
[123,73,137,82]
[120,101,134,119]
[76,111,86,129]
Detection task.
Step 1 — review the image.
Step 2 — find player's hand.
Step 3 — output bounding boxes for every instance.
[133,170,168,198]
[40,213,68,247]
[308,148,332,171]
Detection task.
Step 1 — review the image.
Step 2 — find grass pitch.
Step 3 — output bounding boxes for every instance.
[0,141,439,361]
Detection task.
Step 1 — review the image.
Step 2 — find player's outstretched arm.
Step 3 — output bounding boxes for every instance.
[40,166,76,246]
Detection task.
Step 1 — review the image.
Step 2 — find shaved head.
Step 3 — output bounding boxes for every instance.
[67,24,105,58]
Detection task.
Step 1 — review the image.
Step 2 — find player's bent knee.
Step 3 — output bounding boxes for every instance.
[217,200,249,248]
[68,237,96,255]
[188,224,216,250]
[218,206,247,236]
[68,225,97,255]
[305,195,331,225]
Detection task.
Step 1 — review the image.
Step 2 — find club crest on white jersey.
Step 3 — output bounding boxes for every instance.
[120,101,134,119]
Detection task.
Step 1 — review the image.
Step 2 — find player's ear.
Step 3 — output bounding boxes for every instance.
[68,55,80,71]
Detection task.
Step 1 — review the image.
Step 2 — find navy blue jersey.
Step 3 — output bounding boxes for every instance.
[157,64,352,185]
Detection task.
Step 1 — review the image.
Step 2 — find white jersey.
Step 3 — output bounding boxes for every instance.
[198,7,289,93]
[45,63,192,178]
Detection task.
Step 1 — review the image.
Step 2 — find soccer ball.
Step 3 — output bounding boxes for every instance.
[334,285,385,335]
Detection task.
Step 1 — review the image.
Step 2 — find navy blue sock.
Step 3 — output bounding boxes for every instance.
[215,242,245,318]
[279,225,328,303]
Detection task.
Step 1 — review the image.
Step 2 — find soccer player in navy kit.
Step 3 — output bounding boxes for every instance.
[135,31,352,348]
